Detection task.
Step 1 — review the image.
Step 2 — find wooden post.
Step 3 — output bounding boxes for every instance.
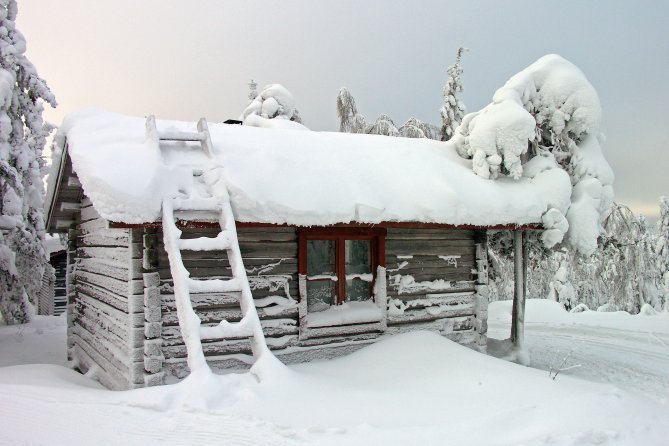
[510,229,526,347]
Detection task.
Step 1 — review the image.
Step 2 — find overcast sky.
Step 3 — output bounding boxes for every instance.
[16,0,668,222]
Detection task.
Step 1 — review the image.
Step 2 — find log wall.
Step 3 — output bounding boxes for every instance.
[68,197,144,390]
[155,226,300,379]
[384,228,481,346]
[70,218,489,386]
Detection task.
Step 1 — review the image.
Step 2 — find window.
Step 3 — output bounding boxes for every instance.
[298,228,386,313]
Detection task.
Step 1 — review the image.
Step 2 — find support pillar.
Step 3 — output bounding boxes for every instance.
[510,229,527,348]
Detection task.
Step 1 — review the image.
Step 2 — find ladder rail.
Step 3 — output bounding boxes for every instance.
[161,199,209,374]
[151,115,273,376]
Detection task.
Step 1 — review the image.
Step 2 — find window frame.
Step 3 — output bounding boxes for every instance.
[298,227,386,307]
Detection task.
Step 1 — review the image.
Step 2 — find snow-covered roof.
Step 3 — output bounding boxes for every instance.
[47,108,571,228]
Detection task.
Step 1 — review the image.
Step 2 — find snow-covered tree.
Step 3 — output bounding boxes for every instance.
[241,83,302,123]
[657,197,669,311]
[398,117,440,140]
[247,79,258,101]
[440,47,467,141]
[0,0,57,324]
[367,114,398,137]
[453,55,614,256]
[546,249,576,310]
[336,87,366,133]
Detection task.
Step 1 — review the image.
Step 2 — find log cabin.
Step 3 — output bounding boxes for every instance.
[45,109,544,390]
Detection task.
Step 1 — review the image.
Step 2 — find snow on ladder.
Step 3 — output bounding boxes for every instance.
[147,115,272,376]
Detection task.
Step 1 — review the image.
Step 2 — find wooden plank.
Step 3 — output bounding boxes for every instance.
[386,228,475,240]
[161,292,242,310]
[76,258,129,282]
[387,304,475,324]
[161,306,298,326]
[78,230,130,248]
[300,321,384,340]
[161,319,298,345]
[162,335,298,359]
[74,291,132,328]
[388,270,473,283]
[77,246,129,262]
[75,310,130,357]
[79,205,100,223]
[71,343,128,391]
[386,239,475,255]
[75,282,128,313]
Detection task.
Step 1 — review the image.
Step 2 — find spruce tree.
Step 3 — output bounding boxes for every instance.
[0,0,57,324]
[439,47,467,141]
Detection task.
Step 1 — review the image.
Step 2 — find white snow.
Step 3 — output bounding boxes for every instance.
[48,108,571,228]
[1,314,668,445]
[452,55,614,253]
[304,300,383,328]
[488,299,669,400]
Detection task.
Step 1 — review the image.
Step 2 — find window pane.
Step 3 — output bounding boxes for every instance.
[307,240,335,276]
[307,280,335,312]
[346,278,370,301]
[345,240,370,274]
[345,240,371,301]
[307,239,336,312]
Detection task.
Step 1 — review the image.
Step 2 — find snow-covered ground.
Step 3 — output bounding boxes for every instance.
[1,304,668,445]
[488,299,669,402]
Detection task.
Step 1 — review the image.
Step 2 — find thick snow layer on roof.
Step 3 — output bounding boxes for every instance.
[51,108,571,226]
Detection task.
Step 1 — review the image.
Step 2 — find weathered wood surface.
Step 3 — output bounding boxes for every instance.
[70,211,141,389]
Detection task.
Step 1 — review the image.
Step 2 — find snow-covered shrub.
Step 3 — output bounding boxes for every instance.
[440,47,467,141]
[0,0,57,324]
[241,83,302,123]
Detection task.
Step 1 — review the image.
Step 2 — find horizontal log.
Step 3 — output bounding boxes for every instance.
[386,228,475,240]
[77,231,130,248]
[72,325,130,379]
[162,305,299,326]
[388,270,473,283]
[74,310,130,357]
[71,343,128,391]
[79,205,100,223]
[386,239,475,255]
[387,304,475,324]
[162,335,298,359]
[299,321,384,340]
[161,319,298,345]
[76,259,131,283]
[75,281,128,313]
[161,292,242,310]
[77,246,129,262]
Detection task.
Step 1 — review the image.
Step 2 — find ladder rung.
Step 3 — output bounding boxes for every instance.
[179,232,231,251]
[200,318,254,340]
[158,130,206,142]
[188,277,242,293]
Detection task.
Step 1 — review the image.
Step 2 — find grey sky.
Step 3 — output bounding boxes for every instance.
[17,0,668,221]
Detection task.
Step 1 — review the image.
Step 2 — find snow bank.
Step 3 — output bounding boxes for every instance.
[50,108,569,227]
[2,325,668,445]
[489,299,669,332]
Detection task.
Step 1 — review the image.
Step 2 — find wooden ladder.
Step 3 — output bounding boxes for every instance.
[146,115,271,375]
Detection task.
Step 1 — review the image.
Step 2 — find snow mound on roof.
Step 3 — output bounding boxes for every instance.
[50,108,571,227]
[453,54,613,253]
